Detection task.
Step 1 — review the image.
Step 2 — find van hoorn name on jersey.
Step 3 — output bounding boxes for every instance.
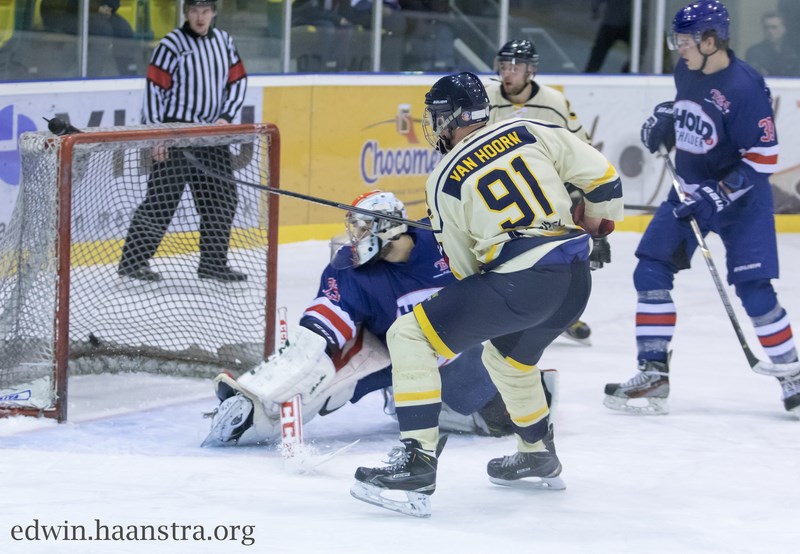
[445,127,535,191]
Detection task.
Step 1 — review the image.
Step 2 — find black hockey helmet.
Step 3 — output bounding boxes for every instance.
[423,72,490,154]
[495,39,540,67]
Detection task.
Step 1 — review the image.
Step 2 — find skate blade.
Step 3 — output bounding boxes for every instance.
[603,395,669,415]
[349,481,432,518]
[489,475,566,491]
[789,406,800,421]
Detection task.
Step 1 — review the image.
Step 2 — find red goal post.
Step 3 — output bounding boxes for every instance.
[0,123,280,422]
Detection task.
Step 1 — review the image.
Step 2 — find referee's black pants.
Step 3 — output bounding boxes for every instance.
[119,146,238,273]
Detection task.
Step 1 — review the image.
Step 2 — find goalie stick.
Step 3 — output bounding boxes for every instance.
[659,148,800,378]
[183,152,432,231]
[624,203,658,212]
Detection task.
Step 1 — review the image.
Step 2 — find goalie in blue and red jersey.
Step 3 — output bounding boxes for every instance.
[203,190,558,446]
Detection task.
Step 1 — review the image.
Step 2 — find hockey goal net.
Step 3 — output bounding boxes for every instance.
[0,123,280,422]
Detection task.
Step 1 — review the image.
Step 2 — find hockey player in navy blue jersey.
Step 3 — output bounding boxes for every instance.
[203,191,558,446]
[605,0,800,417]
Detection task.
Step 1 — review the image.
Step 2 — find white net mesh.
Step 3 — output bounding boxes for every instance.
[0,124,277,416]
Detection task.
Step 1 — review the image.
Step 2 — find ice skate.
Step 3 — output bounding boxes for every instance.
[487,435,565,490]
[350,436,447,518]
[604,359,670,415]
[778,374,800,419]
[560,320,591,346]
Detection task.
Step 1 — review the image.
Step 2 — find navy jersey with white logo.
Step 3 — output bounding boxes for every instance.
[673,52,778,196]
[300,225,453,351]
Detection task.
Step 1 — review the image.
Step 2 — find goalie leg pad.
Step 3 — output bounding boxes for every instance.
[308,330,391,416]
[238,326,336,404]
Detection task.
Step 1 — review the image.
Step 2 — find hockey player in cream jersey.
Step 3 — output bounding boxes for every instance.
[485,39,599,344]
[350,72,623,518]
[486,39,590,142]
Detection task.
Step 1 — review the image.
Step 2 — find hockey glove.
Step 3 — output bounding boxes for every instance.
[590,236,611,270]
[640,101,676,154]
[571,200,615,238]
[673,180,731,224]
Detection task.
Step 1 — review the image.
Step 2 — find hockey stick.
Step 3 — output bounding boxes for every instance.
[659,148,800,378]
[624,203,658,212]
[183,152,432,231]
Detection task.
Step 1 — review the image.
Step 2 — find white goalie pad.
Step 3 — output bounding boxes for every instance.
[321,330,391,412]
[238,326,336,404]
[206,329,392,445]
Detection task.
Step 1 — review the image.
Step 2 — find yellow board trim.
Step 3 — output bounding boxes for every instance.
[279,223,343,243]
[273,216,800,243]
[413,303,457,359]
[616,214,800,233]
[70,227,269,267]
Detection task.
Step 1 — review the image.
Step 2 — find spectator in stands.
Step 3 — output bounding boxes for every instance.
[745,12,800,77]
[291,1,356,72]
[398,0,455,71]
[40,0,138,76]
[341,1,403,35]
[778,0,800,42]
[584,0,632,73]
[292,0,352,28]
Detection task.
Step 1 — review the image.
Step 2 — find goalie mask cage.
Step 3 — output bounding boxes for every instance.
[0,123,280,422]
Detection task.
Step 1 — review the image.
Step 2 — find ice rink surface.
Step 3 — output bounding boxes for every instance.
[1,232,799,554]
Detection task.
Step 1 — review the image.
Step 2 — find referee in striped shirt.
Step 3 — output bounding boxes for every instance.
[118,0,248,282]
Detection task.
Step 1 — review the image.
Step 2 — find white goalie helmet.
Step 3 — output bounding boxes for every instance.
[345,190,408,267]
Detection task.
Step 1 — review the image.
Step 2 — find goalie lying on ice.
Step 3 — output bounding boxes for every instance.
[203,190,558,446]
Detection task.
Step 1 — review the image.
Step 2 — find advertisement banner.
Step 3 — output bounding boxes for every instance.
[263,84,440,225]
[263,75,800,230]
[2,75,799,240]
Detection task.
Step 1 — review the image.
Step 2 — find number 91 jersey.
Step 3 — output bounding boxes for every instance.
[425,118,624,279]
